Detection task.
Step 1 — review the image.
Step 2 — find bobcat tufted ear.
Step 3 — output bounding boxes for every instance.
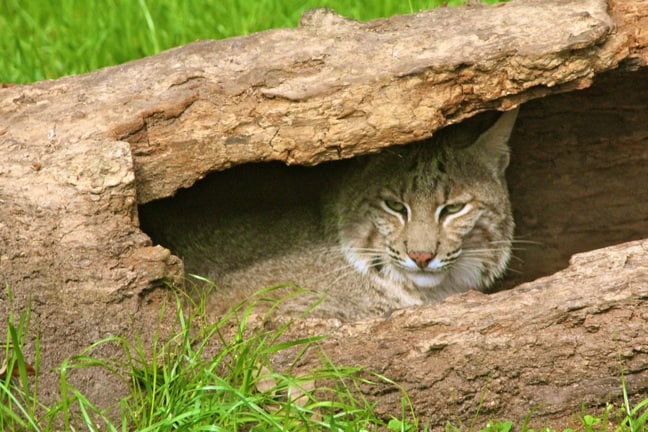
[473,107,519,176]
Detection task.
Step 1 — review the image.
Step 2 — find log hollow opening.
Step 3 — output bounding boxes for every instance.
[138,68,648,299]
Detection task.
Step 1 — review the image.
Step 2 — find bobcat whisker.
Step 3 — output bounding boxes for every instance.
[317,258,388,288]
[459,255,523,275]
[461,247,510,253]
[481,242,536,253]
[328,268,362,288]
[504,267,523,275]
[459,252,508,263]
[507,254,525,264]
[320,261,371,281]
[461,251,522,263]
[491,239,544,246]
[456,256,502,269]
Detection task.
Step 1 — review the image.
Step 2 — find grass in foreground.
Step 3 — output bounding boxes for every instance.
[1,0,503,84]
[1,284,421,431]
[1,282,647,431]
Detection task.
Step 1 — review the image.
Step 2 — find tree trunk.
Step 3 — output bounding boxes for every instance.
[0,0,646,427]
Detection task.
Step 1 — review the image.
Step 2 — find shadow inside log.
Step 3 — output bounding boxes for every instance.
[139,68,648,297]
[501,68,648,290]
[140,161,335,282]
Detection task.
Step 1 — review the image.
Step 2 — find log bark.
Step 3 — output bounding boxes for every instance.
[286,239,648,429]
[0,0,647,427]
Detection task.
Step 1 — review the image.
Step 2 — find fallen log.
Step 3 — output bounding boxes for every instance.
[285,239,648,429]
[0,0,646,427]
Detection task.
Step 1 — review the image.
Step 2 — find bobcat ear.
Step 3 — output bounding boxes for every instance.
[473,107,519,175]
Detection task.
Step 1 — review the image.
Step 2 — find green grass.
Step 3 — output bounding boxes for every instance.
[1,284,422,431]
[0,0,503,84]
[2,283,648,431]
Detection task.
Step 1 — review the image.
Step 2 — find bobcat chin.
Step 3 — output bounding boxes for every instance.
[152,109,519,322]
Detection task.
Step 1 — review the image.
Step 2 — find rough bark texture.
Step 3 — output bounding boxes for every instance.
[0,0,647,428]
[286,238,648,429]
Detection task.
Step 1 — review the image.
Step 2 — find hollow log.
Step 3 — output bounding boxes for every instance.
[0,0,647,427]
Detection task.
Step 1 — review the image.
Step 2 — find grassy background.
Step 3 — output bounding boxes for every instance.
[0,0,500,84]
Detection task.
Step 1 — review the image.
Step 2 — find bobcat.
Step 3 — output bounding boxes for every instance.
[148,109,518,322]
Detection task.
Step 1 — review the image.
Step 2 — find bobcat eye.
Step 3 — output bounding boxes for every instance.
[439,203,466,218]
[384,199,408,216]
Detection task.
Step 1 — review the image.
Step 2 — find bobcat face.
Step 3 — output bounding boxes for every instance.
[379,193,484,289]
[333,109,517,301]
[356,177,510,297]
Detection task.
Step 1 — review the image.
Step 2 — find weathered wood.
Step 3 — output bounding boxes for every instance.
[285,238,648,429]
[0,0,647,427]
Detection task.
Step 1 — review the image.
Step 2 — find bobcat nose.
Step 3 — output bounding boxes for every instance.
[408,251,435,269]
